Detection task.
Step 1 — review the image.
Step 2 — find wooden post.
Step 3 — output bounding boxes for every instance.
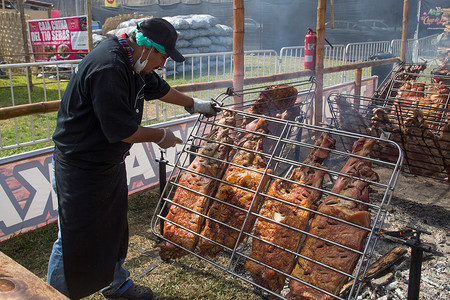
[355,68,362,96]
[314,0,326,126]
[232,0,244,106]
[2,0,5,11]
[86,0,93,51]
[400,0,410,62]
[330,0,335,28]
[17,0,32,86]
[354,68,362,109]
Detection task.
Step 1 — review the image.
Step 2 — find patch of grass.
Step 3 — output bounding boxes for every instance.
[0,222,58,278]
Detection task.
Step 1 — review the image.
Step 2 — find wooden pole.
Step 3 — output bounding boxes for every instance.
[330,0,335,28]
[314,0,326,126]
[355,68,362,97]
[17,0,33,86]
[354,67,362,109]
[232,0,244,106]
[2,0,5,11]
[86,0,93,51]
[400,0,410,62]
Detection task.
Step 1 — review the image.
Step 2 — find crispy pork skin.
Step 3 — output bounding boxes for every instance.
[287,138,379,300]
[157,111,235,260]
[403,110,444,176]
[368,108,402,163]
[245,133,336,294]
[196,118,272,257]
[242,84,300,154]
[249,84,299,116]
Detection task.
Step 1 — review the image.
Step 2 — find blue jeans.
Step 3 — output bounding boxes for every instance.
[47,226,130,297]
[47,157,130,297]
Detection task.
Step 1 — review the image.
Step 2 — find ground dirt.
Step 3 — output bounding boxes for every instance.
[353,171,450,300]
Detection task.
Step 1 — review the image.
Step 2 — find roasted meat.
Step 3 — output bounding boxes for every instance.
[242,84,300,154]
[196,118,272,257]
[335,95,370,151]
[377,63,426,101]
[368,108,403,163]
[288,138,379,300]
[157,111,236,260]
[245,133,336,294]
[402,110,444,176]
[249,84,299,117]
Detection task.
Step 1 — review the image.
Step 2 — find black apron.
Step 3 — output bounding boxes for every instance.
[54,150,129,299]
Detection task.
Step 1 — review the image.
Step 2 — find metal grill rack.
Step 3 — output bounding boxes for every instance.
[328,71,450,181]
[374,62,427,101]
[150,82,403,300]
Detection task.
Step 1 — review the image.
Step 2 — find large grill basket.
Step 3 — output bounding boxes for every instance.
[151,80,403,299]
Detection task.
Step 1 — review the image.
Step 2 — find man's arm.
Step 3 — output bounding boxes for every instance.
[122,126,182,148]
[159,87,194,107]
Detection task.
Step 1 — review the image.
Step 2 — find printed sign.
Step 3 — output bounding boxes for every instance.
[418,0,449,38]
[27,16,89,62]
[105,0,117,7]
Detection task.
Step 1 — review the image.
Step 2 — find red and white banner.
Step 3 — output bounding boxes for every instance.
[27,16,89,62]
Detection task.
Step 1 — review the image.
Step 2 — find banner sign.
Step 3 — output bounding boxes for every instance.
[105,0,117,7]
[418,0,449,38]
[0,78,376,242]
[27,16,89,62]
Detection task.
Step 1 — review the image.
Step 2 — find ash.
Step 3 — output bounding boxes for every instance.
[357,170,450,300]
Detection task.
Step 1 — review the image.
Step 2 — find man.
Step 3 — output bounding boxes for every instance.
[47,18,218,300]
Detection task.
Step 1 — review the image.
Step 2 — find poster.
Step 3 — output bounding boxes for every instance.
[27,16,89,62]
[418,0,449,38]
[105,0,117,7]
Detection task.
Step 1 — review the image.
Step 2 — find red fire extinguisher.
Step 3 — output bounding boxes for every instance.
[304,28,316,70]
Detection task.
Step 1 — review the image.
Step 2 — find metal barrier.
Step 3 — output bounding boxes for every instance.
[0,36,442,154]
[279,45,347,86]
[390,38,416,63]
[416,33,440,61]
[159,50,278,121]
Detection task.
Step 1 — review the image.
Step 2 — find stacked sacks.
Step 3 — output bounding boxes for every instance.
[105,15,233,74]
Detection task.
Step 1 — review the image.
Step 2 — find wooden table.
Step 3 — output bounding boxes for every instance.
[0,251,67,299]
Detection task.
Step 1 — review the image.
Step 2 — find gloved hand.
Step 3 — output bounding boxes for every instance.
[185,97,220,118]
[156,128,182,149]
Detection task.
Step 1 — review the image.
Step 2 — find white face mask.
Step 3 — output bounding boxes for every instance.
[134,48,152,74]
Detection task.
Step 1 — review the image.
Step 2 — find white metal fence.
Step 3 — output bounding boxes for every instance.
[0,35,442,154]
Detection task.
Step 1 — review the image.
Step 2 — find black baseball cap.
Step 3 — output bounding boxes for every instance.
[137,18,185,62]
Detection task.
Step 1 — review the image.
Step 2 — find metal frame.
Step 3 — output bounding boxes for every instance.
[327,69,450,181]
[151,82,403,299]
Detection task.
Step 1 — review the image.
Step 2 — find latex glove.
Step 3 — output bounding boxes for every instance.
[156,128,182,149]
[185,97,220,118]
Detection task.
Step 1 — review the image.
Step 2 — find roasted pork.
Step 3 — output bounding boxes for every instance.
[402,110,444,176]
[197,118,272,257]
[245,133,336,294]
[288,137,379,300]
[157,111,236,260]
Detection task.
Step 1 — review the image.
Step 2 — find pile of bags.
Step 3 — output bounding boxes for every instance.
[98,14,233,74]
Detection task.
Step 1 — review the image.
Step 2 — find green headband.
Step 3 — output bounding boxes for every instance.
[134,28,167,54]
